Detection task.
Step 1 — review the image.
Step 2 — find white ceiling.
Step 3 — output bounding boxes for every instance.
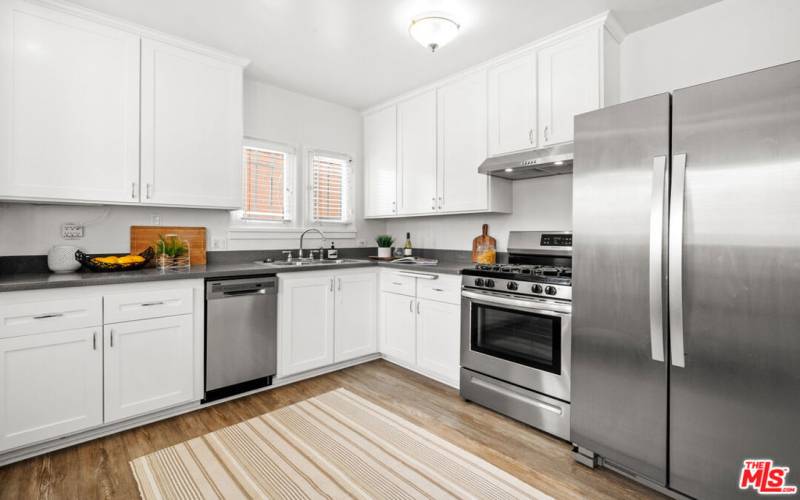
[65,0,721,109]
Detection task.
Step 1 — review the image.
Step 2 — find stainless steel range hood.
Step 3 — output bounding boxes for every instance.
[478,142,573,180]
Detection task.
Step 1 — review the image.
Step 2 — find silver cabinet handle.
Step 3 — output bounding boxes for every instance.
[109,329,115,348]
[146,183,152,199]
[409,299,413,313]
[391,281,403,286]
[131,182,137,199]
[431,197,436,210]
[416,301,420,314]
[140,301,164,307]
[432,287,444,292]
[329,278,334,292]
[669,153,688,367]
[92,331,97,351]
[438,196,443,210]
[529,129,534,144]
[649,155,668,363]
[337,278,342,291]
[33,313,63,320]
[544,126,550,143]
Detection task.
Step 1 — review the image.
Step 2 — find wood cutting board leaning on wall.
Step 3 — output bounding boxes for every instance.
[130,226,207,266]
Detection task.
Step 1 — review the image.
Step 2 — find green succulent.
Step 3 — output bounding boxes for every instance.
[375,234,395,248]
[156,234,188,258]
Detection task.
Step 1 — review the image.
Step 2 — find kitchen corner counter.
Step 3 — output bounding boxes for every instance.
[0,259,467,292]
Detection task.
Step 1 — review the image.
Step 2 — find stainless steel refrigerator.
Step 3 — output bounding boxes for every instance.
[571,60,800,500]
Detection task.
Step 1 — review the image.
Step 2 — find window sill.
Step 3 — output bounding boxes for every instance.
[227,225,357,241]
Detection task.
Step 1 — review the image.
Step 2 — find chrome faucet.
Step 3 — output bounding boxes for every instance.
[299,228,326,260]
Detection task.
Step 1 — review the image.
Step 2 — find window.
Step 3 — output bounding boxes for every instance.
[309,151,351,224]
[241,139,295,222]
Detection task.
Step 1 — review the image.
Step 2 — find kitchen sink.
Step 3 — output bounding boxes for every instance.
[253,258,371,267]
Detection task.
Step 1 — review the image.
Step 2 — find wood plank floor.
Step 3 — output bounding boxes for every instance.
[0,360,665,499]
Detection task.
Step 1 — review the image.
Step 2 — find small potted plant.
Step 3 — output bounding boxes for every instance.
[376,234,394,259]
[155,234,190,271]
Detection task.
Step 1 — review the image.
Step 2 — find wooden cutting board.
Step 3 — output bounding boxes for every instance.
[471,224,497,263]
[130,226,207,265]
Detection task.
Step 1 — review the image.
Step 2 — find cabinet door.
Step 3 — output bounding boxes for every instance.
[141,38,243,208]
[104,315,195,422]
[487,50,537,156]
[278,276,335,377]
[364,106,397,217]
[0,328,102,452]
[416,299,461,386]
[380,292,416,365]
[334,272,377,362]
[438,70,489,213]
[538,29,601,146]
[397,90,437,215]
[1,3,140,203]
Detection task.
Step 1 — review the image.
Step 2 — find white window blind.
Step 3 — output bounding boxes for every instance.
[310,152,351,224]
[242,143,293,221]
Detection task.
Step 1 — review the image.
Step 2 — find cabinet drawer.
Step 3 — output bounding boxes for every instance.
[104,288,193,324]
[0,297,102,338]
[417,274,461,305]
[380,272,416,296]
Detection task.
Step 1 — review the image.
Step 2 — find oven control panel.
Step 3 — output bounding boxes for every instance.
[541,233,572,247]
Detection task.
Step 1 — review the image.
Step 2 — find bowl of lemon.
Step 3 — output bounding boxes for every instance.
[75,247,155,272]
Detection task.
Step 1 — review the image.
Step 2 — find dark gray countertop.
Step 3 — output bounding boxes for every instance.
[0,259,466,292]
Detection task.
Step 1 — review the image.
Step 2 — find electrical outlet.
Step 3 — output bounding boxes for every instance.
[212,238,227,250]
[358,240,366,247]
[151,214,162,225]
[62,223,84,240]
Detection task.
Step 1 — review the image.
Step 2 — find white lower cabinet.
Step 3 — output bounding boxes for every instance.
[278,275,336,377]
[416,299,461,385]
[104,315,195,422]
[379,271,461,388]
[334,273,378,362]
[381,291,417,365]
[278,270,377,378]
[0,280,203,457]
[0,328,102,452]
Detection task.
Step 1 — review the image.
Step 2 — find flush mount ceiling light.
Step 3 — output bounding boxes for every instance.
[409,15,460,53]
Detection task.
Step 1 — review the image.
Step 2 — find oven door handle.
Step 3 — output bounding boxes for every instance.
[461,290,571,316]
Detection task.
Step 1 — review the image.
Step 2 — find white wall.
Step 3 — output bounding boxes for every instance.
[0,80,384,256]
[620,0,800,102]
[384,175,572,252]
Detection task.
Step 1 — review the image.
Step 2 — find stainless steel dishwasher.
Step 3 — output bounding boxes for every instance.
[205,276,277,402]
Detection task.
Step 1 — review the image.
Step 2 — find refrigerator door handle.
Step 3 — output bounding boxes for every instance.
[669,153,688,367]
[649,155,668,362]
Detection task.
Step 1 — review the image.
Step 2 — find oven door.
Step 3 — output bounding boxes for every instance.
[461,289,571,402]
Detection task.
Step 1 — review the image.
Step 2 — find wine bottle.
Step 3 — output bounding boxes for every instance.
[404,232,413,256]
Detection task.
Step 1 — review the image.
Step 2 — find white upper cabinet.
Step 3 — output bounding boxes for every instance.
[437,70,492,213]
[364,105,397,217]
[141,38,243,208]
[0,3,140,203]
[487,50,537,156]
[538,28,603,146]
[397,90,438,216]
[0,2,247,208]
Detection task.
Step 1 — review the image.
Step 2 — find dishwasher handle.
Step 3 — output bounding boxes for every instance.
[206,277,277,300]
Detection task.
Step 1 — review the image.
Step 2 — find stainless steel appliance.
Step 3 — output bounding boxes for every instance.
[478,142,573,180]
[572,61,800,500]
[460,231,573,440]
[205,277,277,402]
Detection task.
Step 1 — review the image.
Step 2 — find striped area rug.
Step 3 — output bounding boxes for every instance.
[131,388,551,499]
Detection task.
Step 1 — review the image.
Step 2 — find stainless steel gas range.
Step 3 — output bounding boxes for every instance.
[460,231,573,440]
